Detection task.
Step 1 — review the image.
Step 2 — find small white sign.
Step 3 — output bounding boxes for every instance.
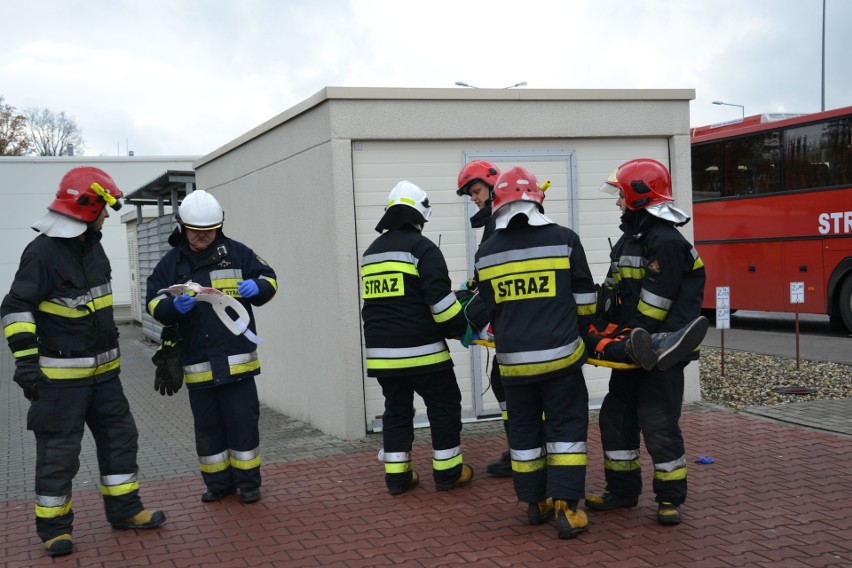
[716,286,730,309]
[716,286,730,329]
[790,282,805,304]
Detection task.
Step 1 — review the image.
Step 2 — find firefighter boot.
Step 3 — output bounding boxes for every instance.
[486,449,512,477]
[653,316,710,371]
[44,534,73,557]
[201,487,236,502]
[657,502,683,525]
[585,491,639,511]
[625,328,657,371]
[436,464,474,491]
[527,498,554,525]
[239,488,261,504]
[554,500,589,539]
[388,471,419,496]
[111,509,167,530]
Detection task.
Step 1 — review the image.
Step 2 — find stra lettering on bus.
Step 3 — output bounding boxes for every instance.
[818,211,852,235]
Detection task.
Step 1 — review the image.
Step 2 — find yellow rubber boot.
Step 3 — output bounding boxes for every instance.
[111,509,167,530]
[44,533,73,557]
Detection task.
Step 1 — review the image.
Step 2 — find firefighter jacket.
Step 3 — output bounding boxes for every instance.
[604,210,706,338]
[1,233,121,384]
[146,233,277,390]
[474,222,598,384]
[361,226,467,378]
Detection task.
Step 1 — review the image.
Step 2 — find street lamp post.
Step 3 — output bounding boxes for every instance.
[712,100,745,121]
[455,81,527,89]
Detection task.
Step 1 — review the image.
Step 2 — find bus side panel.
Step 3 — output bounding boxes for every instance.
[698,242,785,312]
[782,241,827,313]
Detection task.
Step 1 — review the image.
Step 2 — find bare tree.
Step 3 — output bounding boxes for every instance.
[24,107,85,156]
[0,96,30,156]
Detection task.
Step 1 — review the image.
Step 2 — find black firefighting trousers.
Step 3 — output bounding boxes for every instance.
[378,368,464,490]
[504,368,589,503]
[597,362,688,505]
[28,378,144,541]
[188,377,261,494]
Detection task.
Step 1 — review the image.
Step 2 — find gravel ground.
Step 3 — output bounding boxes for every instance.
[699,347,852,409]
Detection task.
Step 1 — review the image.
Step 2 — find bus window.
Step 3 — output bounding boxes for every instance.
[784,117,852,190]
[691,143,722,200]
[722,131,781,196]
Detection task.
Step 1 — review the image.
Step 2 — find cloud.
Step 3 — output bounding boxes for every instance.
[1,0,849,156]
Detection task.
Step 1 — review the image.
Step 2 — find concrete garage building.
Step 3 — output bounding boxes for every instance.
[190,87,697,440]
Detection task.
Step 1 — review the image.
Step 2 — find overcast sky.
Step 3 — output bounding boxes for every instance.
[2,0,849,158]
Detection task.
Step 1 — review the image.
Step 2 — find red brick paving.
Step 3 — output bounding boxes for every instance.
[2,409,851,567]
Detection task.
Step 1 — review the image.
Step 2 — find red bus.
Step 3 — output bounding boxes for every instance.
[690,105,852,333]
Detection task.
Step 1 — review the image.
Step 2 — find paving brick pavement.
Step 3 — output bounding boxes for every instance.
[2,321,851,566]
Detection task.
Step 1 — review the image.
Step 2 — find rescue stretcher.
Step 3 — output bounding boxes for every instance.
[470,339,639,370]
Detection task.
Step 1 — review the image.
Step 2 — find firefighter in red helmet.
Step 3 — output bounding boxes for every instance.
[1,167,166,557]
[585,158,707,526]
[474,166,597,539]
[455,159,518,477]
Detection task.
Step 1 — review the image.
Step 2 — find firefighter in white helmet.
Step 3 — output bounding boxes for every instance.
[146,189,278,505]
[474,166,597,540]
[361,181,474,495]
[1,167,166,557]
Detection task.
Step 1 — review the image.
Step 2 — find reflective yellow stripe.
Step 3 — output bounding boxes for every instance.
[4,321,36,337]
[361,261,419,278]
[186,369,213,384]
[260,275,278,290]
[547,453,588,466]
[604,457,641,472]
[199,450,231,473]
[511,457,546,473]
[655,466,687,482]
[477,257,569,281]
[432,300,462,324]
[231,358,260,375]
[14,347,39,358]
[384,462,412,474]
[35,501,73,519]
[38,300,94,318]
[230,454,261,471]
[367,350,451,370]
[638,300,667,321]
[499,341,585,377]
[577,303,596,316]
[100,480,140,497]
[41,358,120,380]
[433,453,463,471]
[618,267,644,280]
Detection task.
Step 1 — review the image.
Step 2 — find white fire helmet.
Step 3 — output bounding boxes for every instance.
[386,181,431,222]
[179,190,224,230]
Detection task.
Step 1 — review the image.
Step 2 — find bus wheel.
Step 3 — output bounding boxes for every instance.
[839,276,852,335]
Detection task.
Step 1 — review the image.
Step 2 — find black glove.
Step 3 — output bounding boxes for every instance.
[153,346,184,396]
[13,356,51,401]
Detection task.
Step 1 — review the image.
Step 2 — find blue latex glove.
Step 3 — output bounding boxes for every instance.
[238,279,260,298]
[173,293,197,314]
